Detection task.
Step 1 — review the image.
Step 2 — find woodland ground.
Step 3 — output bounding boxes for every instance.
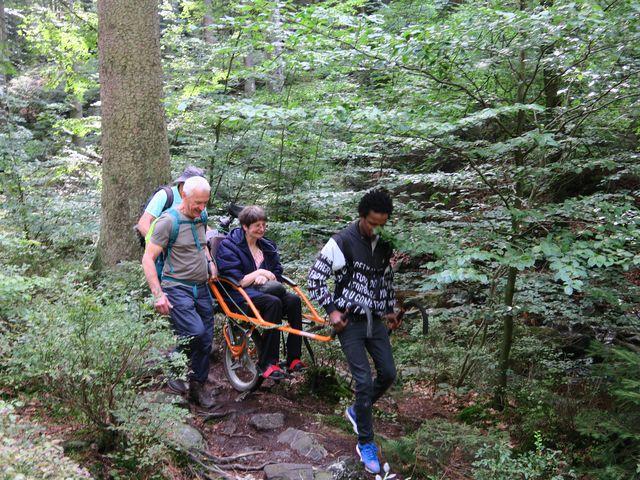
[13,344,476,480]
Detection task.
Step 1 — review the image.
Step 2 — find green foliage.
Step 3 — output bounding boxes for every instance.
[302,365,352,404]
[0,147,100,263]
[473,432,577,480]
[1,291,185,452]
[0,78,101,267]
[0,267,50,323]
[20,5,98,100]
[575,345,640,479]
[3,0,640,477]
[508,378,578,453]
[457,403,493,425]
[108,397,188,477]
[0,400,93,479]
[381,418,506,477]
[393,307,497,388]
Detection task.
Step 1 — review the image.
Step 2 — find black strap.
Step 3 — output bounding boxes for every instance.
[160,185,174,212]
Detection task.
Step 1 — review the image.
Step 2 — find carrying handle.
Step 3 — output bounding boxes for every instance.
[330,302,373,339]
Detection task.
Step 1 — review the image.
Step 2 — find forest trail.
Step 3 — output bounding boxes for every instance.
[178,360,470,480]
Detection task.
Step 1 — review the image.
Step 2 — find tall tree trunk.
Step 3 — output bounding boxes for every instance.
[0,0,7,88]
[69,57,85,147]
[93,0,171,270]
[70,96,85,147]
[268,2,284,92]
[244,53,255,95]
[541,0,560,112]
[494,266,518,410]
[203,0,215,45]
[494,1,527,409]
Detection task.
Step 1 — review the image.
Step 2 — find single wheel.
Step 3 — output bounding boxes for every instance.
[223,321,264,392]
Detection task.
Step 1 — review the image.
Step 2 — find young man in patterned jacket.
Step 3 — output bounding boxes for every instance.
[308,188,401,474]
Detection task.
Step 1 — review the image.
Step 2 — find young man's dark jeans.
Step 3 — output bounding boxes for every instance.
[338,316,396,444]
[164,283,214,383]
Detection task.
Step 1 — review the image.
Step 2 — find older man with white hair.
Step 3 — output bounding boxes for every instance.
[142,175,215,408]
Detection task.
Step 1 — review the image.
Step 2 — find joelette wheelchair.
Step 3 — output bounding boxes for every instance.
[208,273,332,392]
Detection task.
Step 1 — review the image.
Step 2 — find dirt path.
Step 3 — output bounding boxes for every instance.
[182,361,464,480]
[12,358,469,479]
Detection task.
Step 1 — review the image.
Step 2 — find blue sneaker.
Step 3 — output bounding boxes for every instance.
[345,405,359,434]
[356,442,380,474]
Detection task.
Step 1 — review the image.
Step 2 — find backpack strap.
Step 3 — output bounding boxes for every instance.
[164,209,182,275]
[137,185,175,248]
[161,185,174,212]
[163,209,208,276]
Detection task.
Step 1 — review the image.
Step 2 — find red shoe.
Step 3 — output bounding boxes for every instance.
[288,359,308,373]
[261,364,286,380]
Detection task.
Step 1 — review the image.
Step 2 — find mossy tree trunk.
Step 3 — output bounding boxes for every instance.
[93,0,171,270]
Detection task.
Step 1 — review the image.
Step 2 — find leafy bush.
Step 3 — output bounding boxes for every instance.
[2,291,185,452]
[108,396,189,477]
[505,326,585,450]
[0,267,51,324]
[381,418,505,477]
[303,365,352,404]
[575,345,640,479]
[0,400,93,479]
[393,310,472,385]
[473,432,577,480]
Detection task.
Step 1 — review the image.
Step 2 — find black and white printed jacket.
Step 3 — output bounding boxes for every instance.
[308,221,395,317]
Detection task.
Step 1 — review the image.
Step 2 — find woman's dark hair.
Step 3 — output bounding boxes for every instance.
[358,188,393,217]
[239,206,267,226]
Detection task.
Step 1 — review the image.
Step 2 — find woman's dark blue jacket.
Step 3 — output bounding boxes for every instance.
[215,227,284,304]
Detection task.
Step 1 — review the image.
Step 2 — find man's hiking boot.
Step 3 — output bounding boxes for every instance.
[189,380,215,408]
[356,442,381,474]
[167,378,188,395]
[345,405,358,435]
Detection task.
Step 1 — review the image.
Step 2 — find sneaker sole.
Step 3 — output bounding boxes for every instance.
[345,406,359,435]
[355,444,380,474]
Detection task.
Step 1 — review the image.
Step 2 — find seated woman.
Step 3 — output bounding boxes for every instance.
[215,206,306,380]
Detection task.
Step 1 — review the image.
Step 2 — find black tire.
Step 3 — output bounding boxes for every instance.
[223,322,264,392]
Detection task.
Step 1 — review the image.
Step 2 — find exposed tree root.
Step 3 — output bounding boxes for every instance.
[184,447,271,479]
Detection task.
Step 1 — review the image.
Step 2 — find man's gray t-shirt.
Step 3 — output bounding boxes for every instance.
[150,210,208,286]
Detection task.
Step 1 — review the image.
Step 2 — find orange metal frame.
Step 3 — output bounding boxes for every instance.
[208,277,333,343]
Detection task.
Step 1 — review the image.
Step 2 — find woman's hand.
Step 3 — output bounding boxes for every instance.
[255,269,276,281]
[240,269,276,288]
[253,274,268,285]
